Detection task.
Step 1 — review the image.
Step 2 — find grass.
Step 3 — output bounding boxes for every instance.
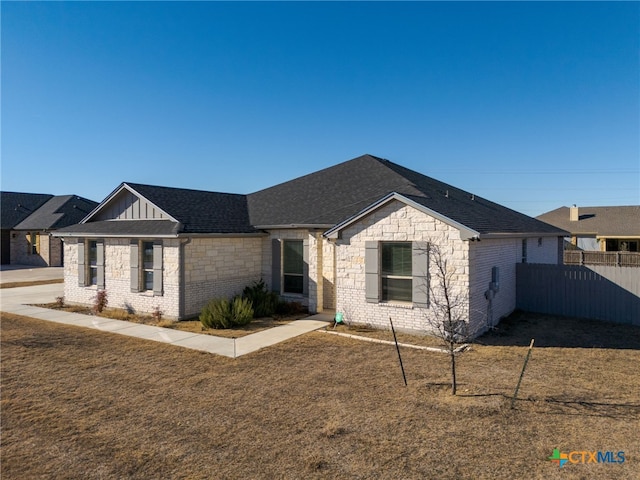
[2,311,639,479]
[0,278,63,289]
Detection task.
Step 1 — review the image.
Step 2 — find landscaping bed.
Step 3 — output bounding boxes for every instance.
[35,302,307,338]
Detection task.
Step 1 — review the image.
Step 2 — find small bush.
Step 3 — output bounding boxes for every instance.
[231,296,254,326]
[242,279,279,318]
[55,296,65,308]
[200,296,254,329]
[93,290,108,314]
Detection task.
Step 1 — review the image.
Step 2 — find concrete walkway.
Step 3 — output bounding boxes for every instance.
[0,282,331,358]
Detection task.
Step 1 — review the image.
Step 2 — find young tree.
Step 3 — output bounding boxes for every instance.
[424,243,471,395]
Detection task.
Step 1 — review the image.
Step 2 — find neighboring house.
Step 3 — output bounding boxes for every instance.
[55,154,566,335]
[537,205,640,252]
[1,192,98,266]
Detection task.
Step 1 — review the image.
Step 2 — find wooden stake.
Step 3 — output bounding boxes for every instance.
[390,317,407,387]
[511,339,535,409]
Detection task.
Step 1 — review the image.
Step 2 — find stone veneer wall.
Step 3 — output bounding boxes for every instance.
[182,237,263,318]
[334,200,470,333]
[63,238,181,318]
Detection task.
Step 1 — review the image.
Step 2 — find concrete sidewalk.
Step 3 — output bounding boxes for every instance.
[0,283,331,358]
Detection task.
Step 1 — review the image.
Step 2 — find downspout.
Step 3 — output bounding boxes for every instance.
[179,237,192,320]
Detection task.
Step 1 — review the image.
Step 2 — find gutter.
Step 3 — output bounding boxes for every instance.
[253,224,334,230]
[479,231,569,240]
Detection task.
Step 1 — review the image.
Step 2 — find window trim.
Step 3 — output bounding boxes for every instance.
[365,241,429,307]
[282,239,304,295]
[131,239,163,296]
[381,242,413,303]
[78,238,104,289]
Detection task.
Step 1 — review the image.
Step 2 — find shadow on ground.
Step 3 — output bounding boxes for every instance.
[477,311,640,350]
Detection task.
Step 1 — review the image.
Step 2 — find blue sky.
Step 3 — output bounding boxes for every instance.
[2,1,638,217]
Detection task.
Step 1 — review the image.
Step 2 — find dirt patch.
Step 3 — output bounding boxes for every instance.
[2,312,639,479]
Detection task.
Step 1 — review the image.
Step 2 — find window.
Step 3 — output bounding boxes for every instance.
[521,239,528,264]
[381,242,413,302]
[365,241,428,306]
[78,238,104,288]
[130,240,163,295]
[283,240,304,294]
[89,240,98,285]
[142,241,154,291]
[29,233,39,255]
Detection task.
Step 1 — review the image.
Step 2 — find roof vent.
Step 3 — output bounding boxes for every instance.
[570,204,579,221]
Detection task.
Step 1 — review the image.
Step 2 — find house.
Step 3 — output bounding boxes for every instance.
[1,192,97,266]
[54,154,566,335]
[537,205,640,252]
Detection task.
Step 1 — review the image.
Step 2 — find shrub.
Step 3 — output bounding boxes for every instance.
[275,300,307,316]
[55,296,65,308]
[93,290,108,314]
[242,279,279,318]
[200,296,254,329]
[231,296,254,326]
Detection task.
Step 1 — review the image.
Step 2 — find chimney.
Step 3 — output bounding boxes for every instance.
[570,204,579,221]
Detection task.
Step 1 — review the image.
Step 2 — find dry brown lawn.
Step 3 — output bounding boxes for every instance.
[2,311,639,479]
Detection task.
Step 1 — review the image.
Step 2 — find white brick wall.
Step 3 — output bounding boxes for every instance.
[63,236,264,320]
[63,238,181,318]
[334,200,470,334]
[468,236,560,334]
[182,237,263,318]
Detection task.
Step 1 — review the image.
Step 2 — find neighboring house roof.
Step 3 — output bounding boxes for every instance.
[13,195,98,231]
[249,154,565,236]
[1,192,53,229]
[537,206,640,238]
[55,154,567,238]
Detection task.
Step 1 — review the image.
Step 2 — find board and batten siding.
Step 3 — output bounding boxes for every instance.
[93,189,168,221]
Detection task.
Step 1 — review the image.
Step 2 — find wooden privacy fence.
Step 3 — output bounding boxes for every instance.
[516,263,640,326]
[564,250,640,267]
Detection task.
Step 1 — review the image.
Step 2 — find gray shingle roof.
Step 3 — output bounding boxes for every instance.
[13,195,98,231]
[55,154,567,237]
[248,154,565,235]
[124,183,258,234]
[537,206,640,237]
[1,192,53,229]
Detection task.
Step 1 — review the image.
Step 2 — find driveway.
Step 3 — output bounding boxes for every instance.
[0,265,64,285]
